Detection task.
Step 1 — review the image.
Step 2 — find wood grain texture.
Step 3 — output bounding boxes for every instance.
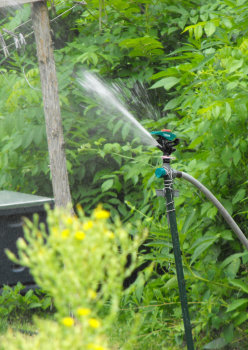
[31,1,72,209]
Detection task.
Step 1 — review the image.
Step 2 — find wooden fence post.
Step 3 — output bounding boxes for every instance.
[31,1,73,210]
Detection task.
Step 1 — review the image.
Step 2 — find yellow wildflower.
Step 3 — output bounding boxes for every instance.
[62,317,74,327]
[89,318,101,328]
[83,221,93,230]
[94,210,110,219]
[74,231,85,240]
[61,229,70,239]
[87,344,106,350]
[77,307,91,316]
[88,289,97,299]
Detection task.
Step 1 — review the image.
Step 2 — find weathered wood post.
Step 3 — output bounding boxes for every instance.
[31,1,73,210]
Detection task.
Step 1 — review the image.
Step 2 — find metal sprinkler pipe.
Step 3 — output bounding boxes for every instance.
[152,129,195,350]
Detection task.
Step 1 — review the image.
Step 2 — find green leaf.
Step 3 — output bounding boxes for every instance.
[23,129,35,149]
[42,297,51,310]
[207,206,218,219]
[226,82,238,91]
[190,240,216,265]
[29,302,42,308]
[220,230,233,241]
[108,198,121,204]
[122,123,130,140]
[0,307,8,316]
[2,141,14,152]
[24,289,34,301]
[191,53,215,72]
[33,126,43,146]
[235,103,247,122]
[233,148,241,166]
[203,337,228,349]
[232,189,246,204]
[211,316,221,330]
[224,102,231,122]
[204,22,216,36]
[113,119,123,135]
[225,259,240,278]
[194,25,203,40]
[228,58,243,73]
[181,208,197,234]
[188,235,217,252]
[164,96,182,110]
[163,276,178,290]
[201,202,212,216]
[242,252,248,264]
[101,179,114,192]
[145,240,172,248]
[150,77,180,90]
[226,299,248,312]
[188,136,204,149]
[221,146,233,167]
[229,279,248,293]
[220,253,247,269]
[233,312,248,327]
[223,323,234,343]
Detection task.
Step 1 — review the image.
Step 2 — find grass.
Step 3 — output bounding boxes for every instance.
[1,310,248,350]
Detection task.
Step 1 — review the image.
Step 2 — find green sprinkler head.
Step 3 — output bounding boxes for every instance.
[150,129,180,157]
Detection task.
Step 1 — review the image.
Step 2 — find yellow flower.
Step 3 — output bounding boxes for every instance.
[76,203,83,211]
[77,307,91,316]
[89,318,101,328]
[62,317,74,327]
[94,210,110,219]
[74,231,85,240]
[87,344,106,350]
[62,229,70,239]
[88,289,97,299]
[83,221,93,230]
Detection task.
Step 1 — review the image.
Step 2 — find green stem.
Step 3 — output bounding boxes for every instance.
[146,4,149,35]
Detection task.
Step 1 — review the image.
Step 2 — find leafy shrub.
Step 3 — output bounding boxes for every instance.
[2,205,145,350]
[0,282,51,320]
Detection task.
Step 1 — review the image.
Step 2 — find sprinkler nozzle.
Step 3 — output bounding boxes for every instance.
[151,129,180,156]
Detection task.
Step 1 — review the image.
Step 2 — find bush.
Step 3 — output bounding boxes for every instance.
[3,205,145,350]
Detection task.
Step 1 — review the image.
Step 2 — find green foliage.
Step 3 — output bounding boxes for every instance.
[0,282,51,319]
[2,0,248,348]
[3,206,145,350]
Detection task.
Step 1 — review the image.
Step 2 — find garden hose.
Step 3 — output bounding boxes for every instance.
[176,171,248,251]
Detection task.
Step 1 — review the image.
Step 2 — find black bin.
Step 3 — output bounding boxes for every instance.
[0,190,54,287]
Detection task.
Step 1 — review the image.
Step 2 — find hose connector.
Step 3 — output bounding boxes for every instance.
[155,168,167,178]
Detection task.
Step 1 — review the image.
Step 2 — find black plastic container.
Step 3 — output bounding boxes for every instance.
[0,190,54,287]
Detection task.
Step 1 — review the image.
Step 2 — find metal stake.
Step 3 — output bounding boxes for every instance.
[152,129,194,349]
[163,162,194,350]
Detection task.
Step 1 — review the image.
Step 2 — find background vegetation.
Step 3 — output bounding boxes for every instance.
[1,0,248,348]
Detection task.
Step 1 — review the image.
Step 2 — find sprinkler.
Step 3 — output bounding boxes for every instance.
[152,129,248,350]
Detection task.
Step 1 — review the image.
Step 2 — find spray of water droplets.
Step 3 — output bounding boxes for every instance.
[76,71,158,147]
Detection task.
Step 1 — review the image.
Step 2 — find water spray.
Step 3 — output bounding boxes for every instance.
[152,129,248,350]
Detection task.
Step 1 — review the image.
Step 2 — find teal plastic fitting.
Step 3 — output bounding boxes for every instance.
[155,168,167,178]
